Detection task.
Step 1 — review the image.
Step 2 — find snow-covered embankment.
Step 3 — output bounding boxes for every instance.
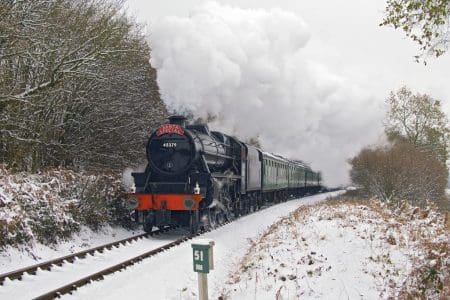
[223,199,449,299]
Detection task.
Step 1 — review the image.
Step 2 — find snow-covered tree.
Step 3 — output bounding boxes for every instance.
[0,0,166,171]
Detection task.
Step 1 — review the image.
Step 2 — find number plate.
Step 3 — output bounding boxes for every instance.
[162,142,177,148]
[192,245,210,273]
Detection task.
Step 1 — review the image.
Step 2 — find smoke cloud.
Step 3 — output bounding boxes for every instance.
[149,2,383,186]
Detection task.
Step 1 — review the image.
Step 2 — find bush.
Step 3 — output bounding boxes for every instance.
[0,216,33,249]
[25,200,79,245]
[0,166,136,249]
[349,141,448,208]
[67,174,135,231]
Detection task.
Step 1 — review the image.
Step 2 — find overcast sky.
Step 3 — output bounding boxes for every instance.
[125,0,450,185]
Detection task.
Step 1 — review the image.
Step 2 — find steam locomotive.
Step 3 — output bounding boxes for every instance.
[128,116,322,233]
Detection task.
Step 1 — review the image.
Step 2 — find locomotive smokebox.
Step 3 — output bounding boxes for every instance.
[168,115,187,127]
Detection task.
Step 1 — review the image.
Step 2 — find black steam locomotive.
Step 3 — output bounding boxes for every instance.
[128,116,321,233]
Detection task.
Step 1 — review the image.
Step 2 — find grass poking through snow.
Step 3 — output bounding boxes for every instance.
[220,197,449,299]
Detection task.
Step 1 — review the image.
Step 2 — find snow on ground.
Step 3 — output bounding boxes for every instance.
[0,226,139,273]
[60,192,342,300]
[0,228,187,299]
[3,191,446,299]
[222,200,449,299]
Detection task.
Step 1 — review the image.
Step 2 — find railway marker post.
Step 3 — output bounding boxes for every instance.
[191,239,215,300]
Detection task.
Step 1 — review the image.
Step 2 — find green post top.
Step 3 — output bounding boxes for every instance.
[191,244,210,250]
[192,239,215,274]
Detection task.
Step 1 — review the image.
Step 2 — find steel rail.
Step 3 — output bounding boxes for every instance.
[32,213,248,299]
[32,233,197,300]
[8,192,328,299]
[0,226,173,285]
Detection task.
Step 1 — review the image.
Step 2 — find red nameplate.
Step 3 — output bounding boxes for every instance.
[155,124,185,136]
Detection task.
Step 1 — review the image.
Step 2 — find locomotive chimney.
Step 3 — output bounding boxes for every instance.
[168,115,187,127]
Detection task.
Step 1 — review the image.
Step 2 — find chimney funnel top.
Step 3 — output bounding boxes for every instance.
[168,115,187,127]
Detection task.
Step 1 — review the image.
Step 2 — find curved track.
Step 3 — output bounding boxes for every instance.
[18,214,239,299]
[2,193,327,299]
[33,233,199,300]
[31,217,238,299]
[0,227,174,286]
[1,219,231,299]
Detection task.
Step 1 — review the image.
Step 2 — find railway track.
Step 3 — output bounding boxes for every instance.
[33,232,200,300]
[32,222,230,299]
[1,196,315,299]
[0,226,174,287]
[0,220,230,299]
[34,215,240,300]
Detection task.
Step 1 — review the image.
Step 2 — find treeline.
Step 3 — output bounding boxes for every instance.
[0,0,166,172]
[349,87,449,209]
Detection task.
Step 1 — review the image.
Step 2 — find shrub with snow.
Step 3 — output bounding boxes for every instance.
[0,165,134,250]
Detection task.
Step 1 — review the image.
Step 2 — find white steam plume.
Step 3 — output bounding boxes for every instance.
[149,2,383,186]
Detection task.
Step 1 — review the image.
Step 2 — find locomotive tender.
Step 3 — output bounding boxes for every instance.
[128,116,321,233]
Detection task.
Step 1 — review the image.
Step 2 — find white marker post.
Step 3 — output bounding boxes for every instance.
[191,239,215,300]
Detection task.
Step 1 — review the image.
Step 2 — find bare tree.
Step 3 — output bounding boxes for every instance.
[385,86,449,166]
[349,141,448,208]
